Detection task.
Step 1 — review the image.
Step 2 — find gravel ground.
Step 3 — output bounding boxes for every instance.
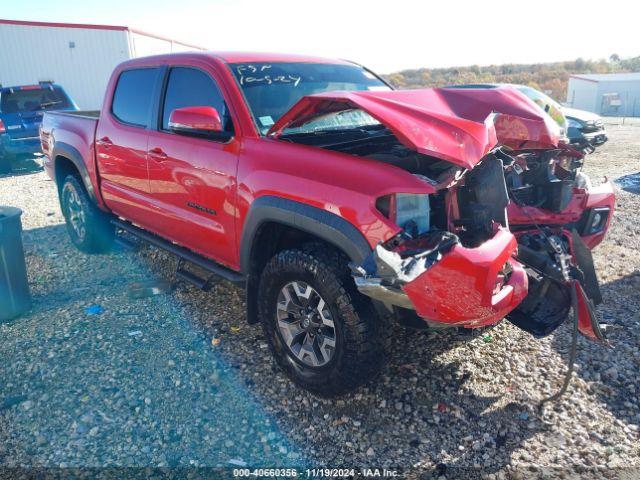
[0,119,639,478]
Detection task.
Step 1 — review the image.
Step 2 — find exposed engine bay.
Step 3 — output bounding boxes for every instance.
[273,88,608,342]
[281,125,509,246]
[504,148,584,213]
[287,124,603,340]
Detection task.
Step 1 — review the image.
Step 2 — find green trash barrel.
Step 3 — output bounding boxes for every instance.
[0,206,32,321]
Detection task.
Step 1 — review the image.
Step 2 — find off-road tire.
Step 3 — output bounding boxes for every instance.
[258,244,387,396]
[60,174,114,253]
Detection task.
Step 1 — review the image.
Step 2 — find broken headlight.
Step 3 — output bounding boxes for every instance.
[376,193,430,237]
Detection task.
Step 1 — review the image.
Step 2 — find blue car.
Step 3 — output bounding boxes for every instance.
[0,82,78,173]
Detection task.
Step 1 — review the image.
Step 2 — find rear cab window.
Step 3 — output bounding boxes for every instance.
[0,86,73,113]
[111,68,161,127]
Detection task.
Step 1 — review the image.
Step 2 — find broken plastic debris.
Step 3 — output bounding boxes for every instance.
[230,326,241,334]
[211,337,221,346]
[228,459,247,467]
[437,402,447,413]
[85,305,103,315]
[127,280,173,299]
[361,231,459,285]
[128,330,143,337]
[482,334,493,343]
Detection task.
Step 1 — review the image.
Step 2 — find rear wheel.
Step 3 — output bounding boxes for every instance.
[60,175,114,253]
[258,245,387,396]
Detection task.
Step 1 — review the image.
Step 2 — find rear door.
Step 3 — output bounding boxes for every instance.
[145,65,240,268]
[96,67,162,227]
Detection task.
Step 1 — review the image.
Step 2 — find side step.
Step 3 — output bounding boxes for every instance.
[176,259,217,291]
[114,234,139,251]
[112,218,246,287]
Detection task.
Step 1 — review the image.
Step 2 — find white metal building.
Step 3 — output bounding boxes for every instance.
[0,19,205,109]
[566,72,640,117]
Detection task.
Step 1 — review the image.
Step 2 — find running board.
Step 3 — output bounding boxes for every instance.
[176,259,216,291]
[114,234,139,251]
[112,218,246,287]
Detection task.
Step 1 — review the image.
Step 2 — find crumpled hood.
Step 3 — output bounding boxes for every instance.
[268,86,560,170]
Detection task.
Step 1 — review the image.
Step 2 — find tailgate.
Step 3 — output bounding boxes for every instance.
[2,111,42,139]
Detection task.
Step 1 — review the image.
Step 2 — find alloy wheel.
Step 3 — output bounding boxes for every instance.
[65,185,86,241]
[276,281,336,367]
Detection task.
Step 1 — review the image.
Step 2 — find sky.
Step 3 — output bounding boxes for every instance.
[1,0,638,73]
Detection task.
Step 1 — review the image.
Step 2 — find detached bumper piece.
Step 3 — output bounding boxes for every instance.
[506,229,607,343]
[352,228,528,329]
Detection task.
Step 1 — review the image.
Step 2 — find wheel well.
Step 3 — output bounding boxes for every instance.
[54,155,81,196]
[244,221,354,324]
[248,222,350,278]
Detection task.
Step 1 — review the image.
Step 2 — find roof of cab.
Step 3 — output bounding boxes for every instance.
[119,51,354,68]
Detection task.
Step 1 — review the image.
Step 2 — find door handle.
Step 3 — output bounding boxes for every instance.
[148,147,168,161]
[96,136,113,147]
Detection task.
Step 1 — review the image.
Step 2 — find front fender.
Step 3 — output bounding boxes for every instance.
[239,195,372,274]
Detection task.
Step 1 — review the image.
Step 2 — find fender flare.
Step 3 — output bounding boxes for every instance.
[51,142,98,203]
[240,196,372,274]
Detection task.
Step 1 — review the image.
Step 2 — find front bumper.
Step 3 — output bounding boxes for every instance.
[569,129,608,150]
[353,228,528,328]
[583,130,608,146]
[573,181,615,249]
[0,134,42,157]
[508,180,615,249]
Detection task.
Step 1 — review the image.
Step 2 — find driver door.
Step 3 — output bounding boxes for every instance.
[145,65,239,269]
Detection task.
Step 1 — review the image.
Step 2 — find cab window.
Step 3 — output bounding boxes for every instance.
[161,67,233,133]
[111,68,160,127]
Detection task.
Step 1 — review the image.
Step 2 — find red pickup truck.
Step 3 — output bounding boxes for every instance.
[40,52,611,395]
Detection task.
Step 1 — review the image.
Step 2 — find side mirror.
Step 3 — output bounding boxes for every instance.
[168,106,226,137]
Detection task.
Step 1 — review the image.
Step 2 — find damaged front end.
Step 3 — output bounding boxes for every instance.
[351,152,528,329]
[269,87,608,340]
[504,145,615,250]
[506,227,606,341]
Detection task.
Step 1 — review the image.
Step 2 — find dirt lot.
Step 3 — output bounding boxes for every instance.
[1,120,639,478]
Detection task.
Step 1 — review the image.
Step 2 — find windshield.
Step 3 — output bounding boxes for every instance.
[230,62,390,134]
[0,86,73,114]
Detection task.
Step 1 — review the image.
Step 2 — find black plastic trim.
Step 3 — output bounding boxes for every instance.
[239,195,372,274]
[52,142,97,202]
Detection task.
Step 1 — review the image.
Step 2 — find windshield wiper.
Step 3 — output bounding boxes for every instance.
[282,124,387,137]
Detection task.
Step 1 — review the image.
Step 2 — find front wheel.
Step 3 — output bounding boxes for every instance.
[60,175,114,253]
[258,246,387,396]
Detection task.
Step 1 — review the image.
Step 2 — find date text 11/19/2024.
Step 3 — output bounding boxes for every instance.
[233,468,400,477]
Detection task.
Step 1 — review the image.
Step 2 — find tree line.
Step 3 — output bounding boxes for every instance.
[382,55,640,101]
